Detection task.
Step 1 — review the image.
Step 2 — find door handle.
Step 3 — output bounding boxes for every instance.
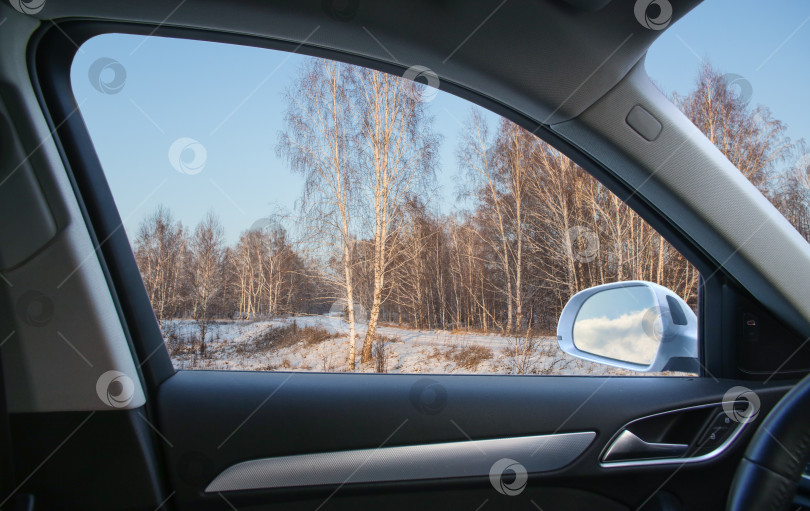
[602,430,689,462]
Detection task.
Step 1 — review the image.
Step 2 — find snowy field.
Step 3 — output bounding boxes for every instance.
[162,316,668,376]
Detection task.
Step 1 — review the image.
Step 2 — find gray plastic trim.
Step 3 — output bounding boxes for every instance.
[34,0,703,125]
[0,113,57,270]
[0,5,146,412]
[205,431,596,492]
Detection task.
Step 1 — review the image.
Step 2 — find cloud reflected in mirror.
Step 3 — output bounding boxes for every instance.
[573,286,660,365]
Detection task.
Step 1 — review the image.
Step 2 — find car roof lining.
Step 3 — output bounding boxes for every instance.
[31,0,702,125]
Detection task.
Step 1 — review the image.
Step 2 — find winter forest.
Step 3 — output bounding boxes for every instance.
[132,60,810,374]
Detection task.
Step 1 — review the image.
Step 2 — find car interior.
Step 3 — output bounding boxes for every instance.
[1,0,810,510]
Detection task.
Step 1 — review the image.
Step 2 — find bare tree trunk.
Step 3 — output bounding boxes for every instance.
[343,239,358,370]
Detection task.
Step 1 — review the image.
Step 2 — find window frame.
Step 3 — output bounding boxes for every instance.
[30,20,738,388]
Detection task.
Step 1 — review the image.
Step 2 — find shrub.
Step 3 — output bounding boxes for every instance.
[372,336,397,373]
[451,344,493,371]
[249,322,337,354]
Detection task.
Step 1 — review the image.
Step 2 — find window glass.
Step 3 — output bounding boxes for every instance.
[647,0,810,239]
[71,34,699,375]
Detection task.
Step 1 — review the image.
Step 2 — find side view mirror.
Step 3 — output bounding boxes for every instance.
[557,281,698,373]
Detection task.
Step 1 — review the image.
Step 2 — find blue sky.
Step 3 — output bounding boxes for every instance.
[70,0,810,245]
[646,0,810,144]
[71,35,493,244]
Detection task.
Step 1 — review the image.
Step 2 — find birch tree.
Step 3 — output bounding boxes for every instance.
[493,119,531,331]
[133,205,187,329]
[277,59,362,370]
[188,211,224,353]
[674,62,791,191]
[458,109,515,332]
[350,66,439,363]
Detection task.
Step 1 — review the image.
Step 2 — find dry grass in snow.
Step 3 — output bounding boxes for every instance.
[162,316,680,376]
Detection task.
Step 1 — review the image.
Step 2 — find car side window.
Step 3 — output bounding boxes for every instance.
[70,34,699,375]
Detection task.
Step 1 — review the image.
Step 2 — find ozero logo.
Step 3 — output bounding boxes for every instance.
[96,370,135,408]
[402,66,440,103]
[722,73,753,106]
[722,386,760,424]
[566,226,599,263]
[88,58,127,94]
[15,290,54,327]
[634,0,673,31]
[641,306,664,342]
[169,138,207,175]
[489,458,528,496]
[409,378,447,415]
[9,0,46,15]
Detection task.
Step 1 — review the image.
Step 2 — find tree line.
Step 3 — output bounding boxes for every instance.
[133,60,810,366]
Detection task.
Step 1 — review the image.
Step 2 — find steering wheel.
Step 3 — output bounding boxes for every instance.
[727,374,810,510]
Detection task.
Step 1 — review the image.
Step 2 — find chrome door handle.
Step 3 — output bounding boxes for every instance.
[603,430,689,462]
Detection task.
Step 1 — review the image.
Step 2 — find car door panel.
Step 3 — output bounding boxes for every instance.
[156,371,791,510]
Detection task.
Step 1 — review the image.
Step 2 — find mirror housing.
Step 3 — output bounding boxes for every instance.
[557,281,698,373]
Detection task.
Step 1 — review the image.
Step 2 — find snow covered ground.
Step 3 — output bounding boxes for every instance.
[162,316,668,376]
